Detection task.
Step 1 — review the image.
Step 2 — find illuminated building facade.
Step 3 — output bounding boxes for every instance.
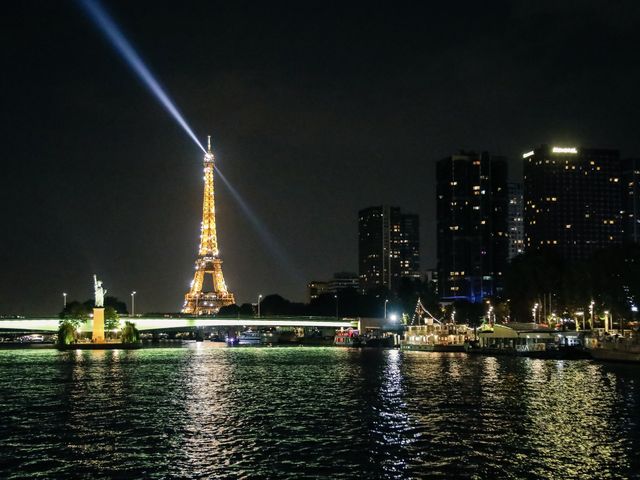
[182,136,235,315]
[508,182,525,259]
[307,281,329,302]
[308,272,359,301]
[523,145,622,261]
[327,272,360,293]
[358,206,420,292]
[622,158,640,243]
[436,152,508,302]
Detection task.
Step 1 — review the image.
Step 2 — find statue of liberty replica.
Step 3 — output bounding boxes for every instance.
[92,275,106,342]
[94,274,107,307]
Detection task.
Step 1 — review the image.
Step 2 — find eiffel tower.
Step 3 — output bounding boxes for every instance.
[182,136,235,315]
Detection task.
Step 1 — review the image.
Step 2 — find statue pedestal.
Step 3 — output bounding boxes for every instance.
[92,307,105,343]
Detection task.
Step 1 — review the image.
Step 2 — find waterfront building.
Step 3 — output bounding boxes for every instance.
[436,152,509,302]
[308,272,359,301]
[307,281,329,302]
[182,137,235,315]
[508,182,525,260]
[622,158,640,244]
[358,206,420,293]
[522,145,622,261]
[327,272,359,293]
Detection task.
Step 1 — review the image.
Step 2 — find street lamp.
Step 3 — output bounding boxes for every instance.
[384,299,389,320]
[131,291,136,317]
[257,294,263,318]
[63,292,67,308]
[589,300,595,330]
[334,294,339,318]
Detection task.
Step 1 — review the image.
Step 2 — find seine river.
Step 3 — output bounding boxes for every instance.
[1,347,639,479]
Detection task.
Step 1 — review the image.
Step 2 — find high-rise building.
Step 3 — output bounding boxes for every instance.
[622,158,640,244]
[522,145,622,261]
[358,206,420,292]
[436,152,509,302]
[508,182,525,260]
[399,214,421,281]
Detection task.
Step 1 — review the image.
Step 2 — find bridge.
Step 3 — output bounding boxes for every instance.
[0,316,359,333]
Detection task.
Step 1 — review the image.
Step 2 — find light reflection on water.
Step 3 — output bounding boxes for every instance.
[0,348,638,479]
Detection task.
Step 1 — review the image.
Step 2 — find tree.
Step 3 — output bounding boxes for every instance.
[448,300,484,327]
[503,244,640,325]
[308,293,336,316]
[239,303,255,316]
[588,244,640,321]
[121,321,140,344]
[259,294,307,316]
[396,277,440,318]
[104,296,128,315]
[218,304,240,316]
[504,250,565,321]
[57,321,77,345]
[104,306,119,337]
[59,300,91,330]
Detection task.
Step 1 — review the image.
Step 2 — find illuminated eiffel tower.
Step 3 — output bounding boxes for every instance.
[182,136,235,315]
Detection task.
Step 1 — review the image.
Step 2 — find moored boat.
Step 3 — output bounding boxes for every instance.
[227,330,264,346]
[401,323,468,352]
[334,329,362,347]
[401,298,469,352]
[476,323,589,359]
[402,343,466,352]
[238,331,263,346]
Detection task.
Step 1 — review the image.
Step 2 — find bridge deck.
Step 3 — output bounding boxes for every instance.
[0,316,357,333]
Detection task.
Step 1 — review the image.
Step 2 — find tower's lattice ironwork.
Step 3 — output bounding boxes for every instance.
[182,136,235,315]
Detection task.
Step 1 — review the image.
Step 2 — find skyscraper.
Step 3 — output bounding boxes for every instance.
[436,152,508,302]
[399,213,421,281]
[358,206,420,292]
[508,182,525,260]
[622,158,640,244]
[522,145,622,261]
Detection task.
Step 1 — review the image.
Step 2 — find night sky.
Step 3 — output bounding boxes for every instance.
[2,1,639,315]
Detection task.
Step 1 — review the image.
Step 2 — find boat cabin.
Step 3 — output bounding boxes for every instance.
[478,323,581,353]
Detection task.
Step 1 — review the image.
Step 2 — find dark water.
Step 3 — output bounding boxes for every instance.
[1,347,639,479]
